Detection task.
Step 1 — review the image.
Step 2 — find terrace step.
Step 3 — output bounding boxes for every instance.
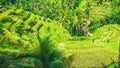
[0,8,14,20]
[24,14,35,29]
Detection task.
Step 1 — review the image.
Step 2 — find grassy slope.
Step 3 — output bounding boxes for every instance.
[64,24,120,67]
[0,6,69,67]
[0,5,119,68]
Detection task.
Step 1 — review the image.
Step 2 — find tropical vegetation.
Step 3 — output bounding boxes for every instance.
[0,0,120,68]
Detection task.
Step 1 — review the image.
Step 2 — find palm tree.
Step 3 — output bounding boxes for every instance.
[82,0,92,36]
[36,24,66,68]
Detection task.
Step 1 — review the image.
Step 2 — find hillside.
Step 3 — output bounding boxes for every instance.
[0,6,69,68]
[0,6,69,44]
[0,0,120,68]
[92,24,120,43]
[64,24,120,67]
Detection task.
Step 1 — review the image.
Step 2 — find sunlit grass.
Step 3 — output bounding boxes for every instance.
[64,40,118,67]
[64,24,120,67]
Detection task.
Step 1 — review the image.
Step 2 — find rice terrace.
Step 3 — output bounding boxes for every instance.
[0,0,120,68]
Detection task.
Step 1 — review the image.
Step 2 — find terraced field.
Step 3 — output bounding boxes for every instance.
[0,6,69,45]
[64,41,118,67]
[64,24,120,67]
[0,6,120,68]
[0,7,69,67]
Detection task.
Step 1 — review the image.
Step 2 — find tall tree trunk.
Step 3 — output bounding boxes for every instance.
[82,1,92,37]
[82,19,92,36]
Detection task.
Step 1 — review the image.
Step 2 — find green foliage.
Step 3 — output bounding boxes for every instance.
[0,56,43,68]
[39,21,69,45]
[38,36,66,68]
[0,8,14,20]
[1,0,120,36]
[91,24,120,43]
[64,41,118,67]
[49,60,65,68]
[0,6,69,68]
[0,0,120,68]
